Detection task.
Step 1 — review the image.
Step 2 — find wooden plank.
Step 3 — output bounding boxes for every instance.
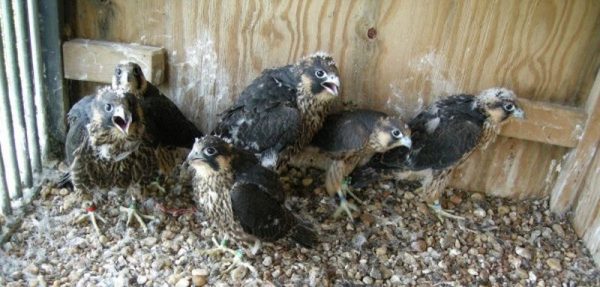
[572,149,600,266]
[62,39,166,85]
[63,0,600,198]
[500,98,585,148]
[551,71,600,214]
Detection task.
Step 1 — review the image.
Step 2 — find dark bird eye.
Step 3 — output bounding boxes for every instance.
[133,66,142,76]
[203,147,217,156]
[504,103,515,111]
[115,67,122,76]
[315,70,326,78]
[104,103,113,112]
[391,129,402,139]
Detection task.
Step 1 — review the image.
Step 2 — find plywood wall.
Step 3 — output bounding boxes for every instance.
[572,145,600,265]
[63,0,600,198]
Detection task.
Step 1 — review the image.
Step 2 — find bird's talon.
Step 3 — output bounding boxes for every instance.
[428,203,465,221]
[333,197,358,220]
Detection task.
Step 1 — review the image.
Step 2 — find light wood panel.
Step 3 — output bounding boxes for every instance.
[551,71,600,214]
[63,39,166,84]
[572,147,600,266]
[63,0,600,198]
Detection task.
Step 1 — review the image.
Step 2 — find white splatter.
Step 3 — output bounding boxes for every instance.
[168,33,230,132]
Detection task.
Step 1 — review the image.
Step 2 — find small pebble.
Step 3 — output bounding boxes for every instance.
[552,224,565,238]
[231,266,247,281]
[137,275,148,285]
[473,208,486,218]
[262,256,273,266]
[375,246,387,256]
[546,258,562,271]
[175,278,189,287]
[302,178,313,186]
[362,276,374,285]
[515,247,532,260]
[411,240,427,252]
[142,237,158,246]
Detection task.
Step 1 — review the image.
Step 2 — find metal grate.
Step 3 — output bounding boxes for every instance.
[0,0,49,216]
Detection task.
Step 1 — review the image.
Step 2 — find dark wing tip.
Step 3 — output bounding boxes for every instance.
[289,221,318,248]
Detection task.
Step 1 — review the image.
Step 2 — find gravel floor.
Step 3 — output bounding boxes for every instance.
[0,166,598,286]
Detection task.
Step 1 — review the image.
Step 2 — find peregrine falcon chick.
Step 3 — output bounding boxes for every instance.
[69,88,159,234]
[352,88,525,220]
[187,136,317,269]
[291,109,412,219]
[212,52,340,170]
[112,62,204,149]
[112,62,201,183]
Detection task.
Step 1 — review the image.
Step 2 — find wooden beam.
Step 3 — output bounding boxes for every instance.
[500,98,585,148]
[551,71,600,214]
[62,39,166,85]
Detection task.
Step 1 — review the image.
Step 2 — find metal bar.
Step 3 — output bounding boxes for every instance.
[39,0,67,161]
[0,0,33,189]
[0,146,11,216]
[0,15,23,199]
[26,0,48,166]
[13,0,41,174]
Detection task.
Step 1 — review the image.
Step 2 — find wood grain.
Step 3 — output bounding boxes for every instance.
[572,148,600,266]
[62,0,600,198]
[63,39,166,84]
[500,99,585,148]
[551,71,600,214]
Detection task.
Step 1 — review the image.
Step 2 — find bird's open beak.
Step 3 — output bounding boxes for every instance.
[400,136,412,149]
[321,75,340,96]
[513,107,525,119]
[112,106,132,135]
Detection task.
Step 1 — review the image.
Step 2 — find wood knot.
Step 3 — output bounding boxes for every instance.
[367,27,377,40]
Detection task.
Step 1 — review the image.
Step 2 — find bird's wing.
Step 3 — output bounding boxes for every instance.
[141,85,203,148]
[215,103,301,153]
[230,182,296,242]
[65,95,95,165]
[312,110,387,158]
[407,95,484,170]
[236,66,298,106]
[233,150,286,203]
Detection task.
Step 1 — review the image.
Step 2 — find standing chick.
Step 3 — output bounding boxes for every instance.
[69,88,158,234]
[292,109,412,219]
[212,53,340,169]
[353,88,525,220]
[187,136,317,270]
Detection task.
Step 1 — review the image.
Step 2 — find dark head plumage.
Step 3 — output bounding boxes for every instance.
[476,88,525,123]
[112,62,148,94]
[371,116,412,152]
[90,88,143,139]
[187,136,234,174]
[297,52,340,100]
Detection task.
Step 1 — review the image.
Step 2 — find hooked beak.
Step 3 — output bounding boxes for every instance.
[186,144,204,162]
[321,75,340,96]
[112,106,132,135]
[400,136,412,149]
[512,107,525,119]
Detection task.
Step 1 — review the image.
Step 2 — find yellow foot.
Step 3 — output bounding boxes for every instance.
[429,202,465,221]
[333,196,359,220]
[202,237,237,257]
[119,201,155,232]
[222,250,258,277]
[75,205,107,235]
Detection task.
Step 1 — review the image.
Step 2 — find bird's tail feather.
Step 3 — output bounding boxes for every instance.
[289,219,318,248]
[56,172,73,190]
